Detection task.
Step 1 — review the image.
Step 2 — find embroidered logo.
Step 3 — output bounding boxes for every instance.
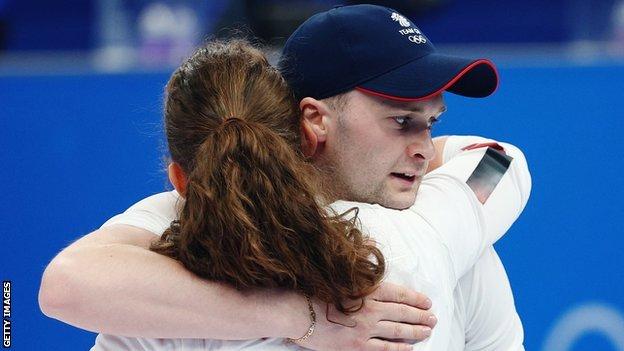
[391,12,427,44]
[408,35,427,44]
[391,12,411,27]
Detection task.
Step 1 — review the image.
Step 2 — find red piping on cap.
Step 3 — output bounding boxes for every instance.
[355,59,499,102]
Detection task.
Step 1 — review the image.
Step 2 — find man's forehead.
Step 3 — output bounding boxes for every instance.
[377,94,446,113]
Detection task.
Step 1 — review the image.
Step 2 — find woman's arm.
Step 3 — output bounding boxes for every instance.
[425,136,450,173]
[417,135,532,278]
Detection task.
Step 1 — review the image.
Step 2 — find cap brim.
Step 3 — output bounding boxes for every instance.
[356,53,499,101]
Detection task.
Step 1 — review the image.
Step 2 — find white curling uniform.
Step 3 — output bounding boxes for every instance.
[93,136,531,351]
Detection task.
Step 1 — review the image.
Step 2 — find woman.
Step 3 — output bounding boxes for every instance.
[150,39,384,315]
[93,39,530,350]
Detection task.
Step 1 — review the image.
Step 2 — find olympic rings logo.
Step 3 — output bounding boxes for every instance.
[408,35,427,44]
[542,303,624,351]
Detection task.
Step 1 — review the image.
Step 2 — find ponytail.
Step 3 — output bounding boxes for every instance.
[151,39,385,313]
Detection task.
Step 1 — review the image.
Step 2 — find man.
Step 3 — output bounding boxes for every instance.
[39,4,527,350]
[279,6,526,349]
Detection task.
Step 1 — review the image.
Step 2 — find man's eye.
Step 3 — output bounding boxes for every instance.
[428,117,440,130]
[393,116,410,127]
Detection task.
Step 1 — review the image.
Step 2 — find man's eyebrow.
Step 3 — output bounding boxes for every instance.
[386,103,447,115]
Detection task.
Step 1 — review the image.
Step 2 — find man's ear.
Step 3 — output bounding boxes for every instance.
[168,162,188,198]
[300,97,331,157]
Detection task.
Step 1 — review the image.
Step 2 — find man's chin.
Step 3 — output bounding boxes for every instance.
[345,183,419,209]
[379,184,420,209]
[378,192,417,210]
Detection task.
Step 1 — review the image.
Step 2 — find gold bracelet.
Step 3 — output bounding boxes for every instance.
[286,293,317,344]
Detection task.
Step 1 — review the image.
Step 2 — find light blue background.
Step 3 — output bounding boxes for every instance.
[2,61,623,350]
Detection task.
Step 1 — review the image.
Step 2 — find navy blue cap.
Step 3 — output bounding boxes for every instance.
[279,4,498,101]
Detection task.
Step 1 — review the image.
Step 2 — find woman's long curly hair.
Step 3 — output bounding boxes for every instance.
[150,39,385,314]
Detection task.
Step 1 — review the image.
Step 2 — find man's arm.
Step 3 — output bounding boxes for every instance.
[39,224,304,339]
[39,202,436,349]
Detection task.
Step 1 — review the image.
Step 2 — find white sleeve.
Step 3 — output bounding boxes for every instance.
[412,135,532,278]
[460,247,525,351]
[100,191,182,236]
[445,136,527,350]
[442,135,532,243]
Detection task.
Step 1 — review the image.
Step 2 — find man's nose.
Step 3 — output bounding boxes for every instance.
[406,131,435,161]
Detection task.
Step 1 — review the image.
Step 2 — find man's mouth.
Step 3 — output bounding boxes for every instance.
[390,172,417,182]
